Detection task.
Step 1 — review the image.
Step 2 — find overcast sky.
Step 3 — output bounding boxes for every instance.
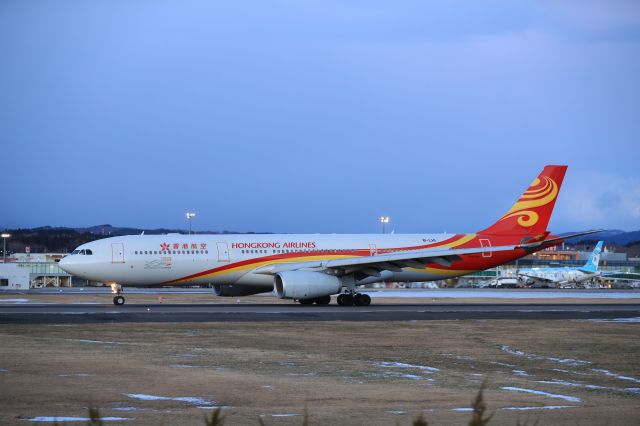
[2,1,639,234]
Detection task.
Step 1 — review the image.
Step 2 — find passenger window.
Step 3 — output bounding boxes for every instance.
[85,250,92,255]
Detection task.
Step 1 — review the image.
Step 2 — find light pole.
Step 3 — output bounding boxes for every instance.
[380,216,389,234]
[1,233,10,263]
[186,212,196,235]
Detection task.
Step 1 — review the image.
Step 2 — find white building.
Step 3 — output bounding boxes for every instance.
[0,263,30,290]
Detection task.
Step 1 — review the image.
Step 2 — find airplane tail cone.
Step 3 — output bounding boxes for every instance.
[479,165,567,239]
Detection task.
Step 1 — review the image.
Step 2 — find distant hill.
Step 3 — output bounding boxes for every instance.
[562,229,640,246]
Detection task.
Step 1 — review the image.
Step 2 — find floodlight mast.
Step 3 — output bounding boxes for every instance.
[186,212,196,235]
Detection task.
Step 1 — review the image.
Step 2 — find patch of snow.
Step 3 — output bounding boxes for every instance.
[450,408,474,412]
[376,361,440,372]
[383,372,424,380]
[441,353,476,360]
[502,405,578,411]
[592,369,640,383]
[0,298,30,303]
[0,368,7,372]
[126,393,214,406]
[197,406,232,410]
[535,379,606,390]
[501,387,581,403]
[500,346,591,366]
[29,417,129,422]
[624,388,640,394]
[386,410,406,415]
[270,414,300,417]
[70,339,121,345]
[512,370,529,376]
[58,373,91,377]
[487,361,516,367]
[587,317,640,323]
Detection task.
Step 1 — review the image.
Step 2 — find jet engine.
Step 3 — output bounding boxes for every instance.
[274,271,342,299]
[213,284,271,297]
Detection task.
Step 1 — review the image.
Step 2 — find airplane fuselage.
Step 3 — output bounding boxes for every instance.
[518,267,599,285]
[60,232,528,288]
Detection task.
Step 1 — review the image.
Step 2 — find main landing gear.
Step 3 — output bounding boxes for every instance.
[111,283,125,306]
[296,293,371,306]
[337,293,371,307]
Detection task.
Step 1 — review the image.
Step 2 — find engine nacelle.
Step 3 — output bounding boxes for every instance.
[274,271,342,299]
[213,284,271,297]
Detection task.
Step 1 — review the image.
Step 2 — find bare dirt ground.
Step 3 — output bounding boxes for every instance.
[1,319,639,425]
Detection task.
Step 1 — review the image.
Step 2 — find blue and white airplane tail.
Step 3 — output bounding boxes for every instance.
[579,241,603,273]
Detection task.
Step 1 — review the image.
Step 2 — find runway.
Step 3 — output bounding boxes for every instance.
[1,302,640,324]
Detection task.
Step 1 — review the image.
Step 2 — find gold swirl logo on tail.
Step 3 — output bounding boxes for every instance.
[499,176,558,227]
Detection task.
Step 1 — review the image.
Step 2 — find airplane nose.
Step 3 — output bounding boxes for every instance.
[58,257,77,275]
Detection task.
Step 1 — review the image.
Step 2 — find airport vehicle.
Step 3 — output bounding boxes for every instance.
[516,241,606,287]
[59,165,600,306]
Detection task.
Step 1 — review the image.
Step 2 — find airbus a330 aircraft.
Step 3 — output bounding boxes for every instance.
[516,241,606,287]
[59,165,600,306]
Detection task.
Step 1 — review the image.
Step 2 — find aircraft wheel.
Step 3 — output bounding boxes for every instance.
[354,293,371,306]
[299,298,314,305]
[337,293,354,306]
[113,295,125,306]
[314,295,331,305]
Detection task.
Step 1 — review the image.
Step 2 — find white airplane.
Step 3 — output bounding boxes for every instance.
[516,241,605,287]
[59,165,601,306]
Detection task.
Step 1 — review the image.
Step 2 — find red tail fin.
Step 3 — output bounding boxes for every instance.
[479,165,567,237]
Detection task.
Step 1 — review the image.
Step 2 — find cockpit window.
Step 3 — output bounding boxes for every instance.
[71,249,93,255]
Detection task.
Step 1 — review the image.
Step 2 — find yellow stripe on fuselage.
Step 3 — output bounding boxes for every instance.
[177,234,478,283]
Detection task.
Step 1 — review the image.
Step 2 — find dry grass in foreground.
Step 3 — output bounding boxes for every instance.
[53,383,534,426]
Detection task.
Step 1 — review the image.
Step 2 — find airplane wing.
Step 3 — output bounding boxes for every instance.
[253,244,517,278]
[253,229,604,279]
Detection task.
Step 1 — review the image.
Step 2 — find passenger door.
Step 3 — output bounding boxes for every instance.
[479,239,492,258]
[111,243,125,263]
[217,241,230,262]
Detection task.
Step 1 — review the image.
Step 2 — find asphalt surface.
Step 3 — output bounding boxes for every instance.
[1,303,639,323]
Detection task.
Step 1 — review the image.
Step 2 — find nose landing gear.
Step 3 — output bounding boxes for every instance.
[110,283,125,306]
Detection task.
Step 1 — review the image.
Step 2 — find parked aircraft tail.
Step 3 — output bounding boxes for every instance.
[478,165,567,240]
[579,241,603,273]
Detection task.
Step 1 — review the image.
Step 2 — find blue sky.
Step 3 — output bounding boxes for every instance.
[2,1,639,233]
